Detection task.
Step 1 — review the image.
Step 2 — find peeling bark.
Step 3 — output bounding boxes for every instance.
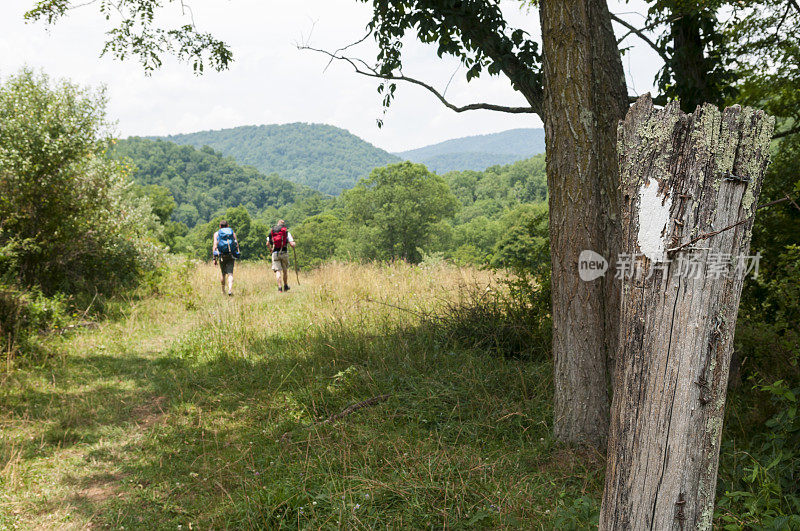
[599,95,775,529]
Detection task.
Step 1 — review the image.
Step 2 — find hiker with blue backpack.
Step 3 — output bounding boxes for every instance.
[212,220,240,297]
[268,219,296,293]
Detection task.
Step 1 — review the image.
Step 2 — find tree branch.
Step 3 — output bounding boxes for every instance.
[629,94,668,106]
[773,122,800,139]
[464,32,544,114]
[610,13,670,63]
[298,44,537,115]
[71,0,101,10]
[616,17,665,45]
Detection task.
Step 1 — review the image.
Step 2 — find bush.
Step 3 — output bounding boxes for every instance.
[717,381,800,529]
[0,284,67,358]
[0,69,164,297]
[293,213,347,268]
[429,205,552,360]
[427,275,551,361]
[0,69,165,356]
[735,245,800,381]
[718,243,800,527]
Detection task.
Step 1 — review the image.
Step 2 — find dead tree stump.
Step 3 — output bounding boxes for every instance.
[599,95,774,530]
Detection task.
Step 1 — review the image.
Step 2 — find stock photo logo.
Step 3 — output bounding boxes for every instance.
[578,250,609,281]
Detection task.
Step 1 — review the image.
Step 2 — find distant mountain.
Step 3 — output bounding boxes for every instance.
[395,128,546,173]
[112,138,319,228]
[153,123,401,195]
[410,152,523,174]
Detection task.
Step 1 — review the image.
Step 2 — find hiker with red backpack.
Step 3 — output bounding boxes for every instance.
[212,220,240,297]
[268,220,296,293]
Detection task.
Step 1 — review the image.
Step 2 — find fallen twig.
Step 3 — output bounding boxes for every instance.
[361,296,426,318]
[280,394,392,442]
[57,321,98,335]
[324,394,391,423]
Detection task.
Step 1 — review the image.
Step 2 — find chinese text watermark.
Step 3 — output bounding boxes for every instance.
[579,251,761,281]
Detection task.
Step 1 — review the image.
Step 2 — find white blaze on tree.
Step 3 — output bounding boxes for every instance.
[636,177,672,262]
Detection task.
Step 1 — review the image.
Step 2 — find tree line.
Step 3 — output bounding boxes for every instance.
[112,133,550,270]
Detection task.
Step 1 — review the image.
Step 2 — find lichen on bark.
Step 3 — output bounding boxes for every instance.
[600,96,775,530]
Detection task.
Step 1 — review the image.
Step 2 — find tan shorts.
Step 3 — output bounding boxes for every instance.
[271,251,289,271]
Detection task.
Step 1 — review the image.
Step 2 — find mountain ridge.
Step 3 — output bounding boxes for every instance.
[151,123,401,195]
[144,124,547,193]
[394,128,546,173]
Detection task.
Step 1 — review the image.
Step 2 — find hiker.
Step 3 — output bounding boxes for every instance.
[212,220,240,296]
[268,219,296,292]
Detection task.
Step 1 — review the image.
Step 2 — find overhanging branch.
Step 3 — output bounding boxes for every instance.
[773,122,800,139]
[610,13,670,64]
[616,17,664,44]
[629,94,667,106]
[298,44,537,115]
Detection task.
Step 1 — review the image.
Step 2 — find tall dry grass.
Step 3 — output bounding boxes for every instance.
[0,260,601,530]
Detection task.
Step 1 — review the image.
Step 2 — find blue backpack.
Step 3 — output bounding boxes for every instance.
[217,228,236,256]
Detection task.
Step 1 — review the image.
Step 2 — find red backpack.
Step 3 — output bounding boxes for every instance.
[271,226,288,250]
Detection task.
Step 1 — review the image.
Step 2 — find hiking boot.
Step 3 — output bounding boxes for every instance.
[283,285,290,291]
[278,286,283,293]
[228,292,233,297]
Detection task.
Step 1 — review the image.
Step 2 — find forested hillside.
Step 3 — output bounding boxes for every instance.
[111,132,550,269]
[112,138,320,228]
[414,152,521,174]
[396,128,546,173]
[288,154,549,268]
[156,123,401,195]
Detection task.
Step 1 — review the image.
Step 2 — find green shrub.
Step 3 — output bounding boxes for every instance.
[430,202,552,360]
[292,212,346,268]
[718,244,800,528]
[735,245,800,384]
[552,495,600,529]
[0,69,164,297]
[427,273,551,361]
[717,381,800,529]
[0,284,67,358]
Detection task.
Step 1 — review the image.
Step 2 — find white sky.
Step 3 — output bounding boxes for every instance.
[1,0,661,153]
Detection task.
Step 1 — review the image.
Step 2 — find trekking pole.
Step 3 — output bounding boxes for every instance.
[292,246,300,286]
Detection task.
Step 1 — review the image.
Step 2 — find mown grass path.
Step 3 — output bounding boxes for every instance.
[1,263,603,529]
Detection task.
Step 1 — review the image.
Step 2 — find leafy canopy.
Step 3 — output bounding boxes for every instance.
[363,0,543,110]
[25,0,232,73]
[342,161,458,262]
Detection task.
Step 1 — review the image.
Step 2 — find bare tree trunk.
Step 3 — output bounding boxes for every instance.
[600,96,774,529]
[540,0,628,447]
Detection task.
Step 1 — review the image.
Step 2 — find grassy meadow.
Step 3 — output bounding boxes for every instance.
[0,262,602,529]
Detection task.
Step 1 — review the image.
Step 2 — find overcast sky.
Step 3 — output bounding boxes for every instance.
[1,0,660,153]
